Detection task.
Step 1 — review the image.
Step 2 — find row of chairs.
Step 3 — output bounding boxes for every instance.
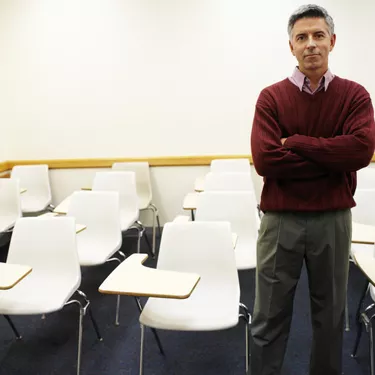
[350,186,375,375]
[1,213,251,374]
[0,162,161,252]
[1,158,257,374]
[1,187,168,375]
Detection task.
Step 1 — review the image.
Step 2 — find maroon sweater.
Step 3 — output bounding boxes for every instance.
[251,76,375,212]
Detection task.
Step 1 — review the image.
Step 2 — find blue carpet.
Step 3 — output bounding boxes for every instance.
[0,231,372,375]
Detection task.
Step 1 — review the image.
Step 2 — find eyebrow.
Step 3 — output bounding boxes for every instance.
[295,30,327,38]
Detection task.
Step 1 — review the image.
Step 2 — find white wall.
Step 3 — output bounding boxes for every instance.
[1,0,374,160]
[1,0,374,224]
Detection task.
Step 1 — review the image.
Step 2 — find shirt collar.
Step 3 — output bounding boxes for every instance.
[290,67,334,92]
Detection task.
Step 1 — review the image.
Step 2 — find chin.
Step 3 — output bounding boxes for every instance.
[304,63,322,71]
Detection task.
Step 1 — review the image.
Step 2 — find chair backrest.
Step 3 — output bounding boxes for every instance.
[195,191,259,235]
[92,171,139,229]
[370,284,375,302]
[11,164,52,212]
[67,191,122,258]
[112,162,152,209]
[157,221,239,293]
[7,217,81,289]
[357,167,375,189]
[210,158,250,173]
[195,191,259,269]
[352,189,375,226]
[0,178,21,221]
[204,172,254,192]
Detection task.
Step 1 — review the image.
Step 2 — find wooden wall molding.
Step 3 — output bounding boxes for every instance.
[3,154,375,170]
[6,155,253,169]
[0,161,9,173]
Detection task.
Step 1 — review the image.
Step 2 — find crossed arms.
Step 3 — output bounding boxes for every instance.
[251,89,375,179]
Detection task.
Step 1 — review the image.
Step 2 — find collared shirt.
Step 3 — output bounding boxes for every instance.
[288,67,335,94]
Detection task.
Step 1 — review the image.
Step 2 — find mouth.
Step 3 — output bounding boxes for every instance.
[305,54,320,58]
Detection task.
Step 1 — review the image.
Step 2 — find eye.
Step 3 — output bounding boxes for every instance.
[316,33,325,39]
[296,35,305,41]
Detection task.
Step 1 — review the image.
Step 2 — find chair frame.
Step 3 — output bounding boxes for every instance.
[139,302,251,375]
[4,290,102,375]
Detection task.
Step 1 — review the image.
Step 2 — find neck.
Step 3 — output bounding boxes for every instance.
[299,66,328,87]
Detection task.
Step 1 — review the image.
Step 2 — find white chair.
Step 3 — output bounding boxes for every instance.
[11,165,52,214]
[349,189,375,333]
[92,171,152,256]
[67,190,124,325]
[207,161,261,217]
[195,191,259,270]
[139,221,251,374]
[357,167,375,189]
[0,178,21,232]
[0,217,102,375]
[210,158,251,173]
[204,172,254,192]
[352,265,375,375]
[351,189,375,258]
[352,189,375,226]
[112,162,161,255]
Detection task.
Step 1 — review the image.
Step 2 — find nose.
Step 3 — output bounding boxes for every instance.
[306,35,317,49]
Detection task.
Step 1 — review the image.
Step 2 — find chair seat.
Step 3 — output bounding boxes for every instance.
[235,237,257,270]
[21,195,51,213]
[0,215,18,232]
[77,239,122,266]
[140,281,240,331]
[0,272,80,315]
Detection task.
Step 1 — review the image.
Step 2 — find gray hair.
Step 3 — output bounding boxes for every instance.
[288,4,334,40]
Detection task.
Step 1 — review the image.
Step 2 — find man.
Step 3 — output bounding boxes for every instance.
[250,4,375,375]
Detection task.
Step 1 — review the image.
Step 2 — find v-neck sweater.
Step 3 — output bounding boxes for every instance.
[251,77,375,212]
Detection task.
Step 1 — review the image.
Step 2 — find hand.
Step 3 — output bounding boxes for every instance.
[281,138,287,145]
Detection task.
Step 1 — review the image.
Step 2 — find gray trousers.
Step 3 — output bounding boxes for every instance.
[251,210,351,375]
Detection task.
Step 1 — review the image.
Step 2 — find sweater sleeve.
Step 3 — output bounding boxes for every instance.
[285,87,375,172]
[251,89,328,179]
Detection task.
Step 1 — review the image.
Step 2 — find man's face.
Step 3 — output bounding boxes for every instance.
[289,17,336,74]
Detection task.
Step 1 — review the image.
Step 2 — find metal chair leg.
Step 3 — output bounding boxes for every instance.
[65,290,102,375]
[156,213,161,238]
[4,315,22,339]
[151,207,156,256]
[370,317,375,375]
[239,302,251,374]
[356,281,370,323]
[65,299,85,375]
[149,203,161,237]
[143,232,153,256]
[134,297,164,355]
[134,221,153,258]
[107,256,124,325]
[88,308,103,341]
[352,315,364,357]
[239,314,250,374]
[140,323,145,375]
[77,306,84,375]
[345,295,350,331]
[115,295,121,326]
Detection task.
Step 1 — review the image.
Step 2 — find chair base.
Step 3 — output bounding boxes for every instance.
[352,302,375,375]
[138,301,251,375]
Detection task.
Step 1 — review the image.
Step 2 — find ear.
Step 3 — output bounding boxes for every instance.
[289,40,295,56]
[329,34,336,52]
